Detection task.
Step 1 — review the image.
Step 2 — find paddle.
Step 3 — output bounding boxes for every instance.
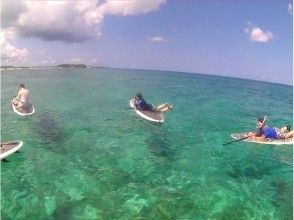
[223,116,267,146]
[223,134,254,146]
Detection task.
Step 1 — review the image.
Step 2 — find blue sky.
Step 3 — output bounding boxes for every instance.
[1,0,293,84]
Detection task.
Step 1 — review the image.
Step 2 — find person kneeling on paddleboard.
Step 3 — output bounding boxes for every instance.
[134,93,153,111]
[248,116,293,141]
[11,83,32,110]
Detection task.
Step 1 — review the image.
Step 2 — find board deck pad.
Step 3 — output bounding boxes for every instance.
[12,103,35,116]
[0,141,23,159]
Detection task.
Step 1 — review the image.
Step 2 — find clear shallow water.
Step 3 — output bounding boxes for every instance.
[1,68,292,219]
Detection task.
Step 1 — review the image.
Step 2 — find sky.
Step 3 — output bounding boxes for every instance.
[1,0,293,85]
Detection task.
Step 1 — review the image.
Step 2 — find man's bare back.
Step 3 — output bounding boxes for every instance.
[11,84,32,108]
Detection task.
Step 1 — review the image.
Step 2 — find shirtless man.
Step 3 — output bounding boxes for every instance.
[11,83,32,110]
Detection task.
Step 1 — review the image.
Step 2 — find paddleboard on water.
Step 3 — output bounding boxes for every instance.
[129,99,164,123]
[12,103,35,116]
[231,133,294,145]
[0,141,23,160]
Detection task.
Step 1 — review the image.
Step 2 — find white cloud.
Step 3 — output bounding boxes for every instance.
[90,58,98,64]
[98,0,166,16]
[1,28,17,41]
[1,32,29,65]
[1,0,166,65]
[1,42,29,65]
[250,27,273,42]
[244,24,273,43]
[69,58,82,63]
[2,0,166,43]
[147,36,173,43]
[288,3,293,15]
[14,1,103,43]
[148,36,165,42]
[38,56,56,65]
[35,50,45,55]
[1,0,27,28]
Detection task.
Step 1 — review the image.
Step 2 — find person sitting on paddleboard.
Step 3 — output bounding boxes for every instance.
[134,93,153,111]
[11,83,32,109]
[248,116,293,141]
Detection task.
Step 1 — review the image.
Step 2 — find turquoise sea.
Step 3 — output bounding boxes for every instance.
[1,68,293,219]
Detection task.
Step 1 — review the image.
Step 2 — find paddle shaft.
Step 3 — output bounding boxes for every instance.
[223,135,254,146]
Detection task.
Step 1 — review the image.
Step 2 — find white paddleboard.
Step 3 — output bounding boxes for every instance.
[130,99,164,123]
[12,103,35,116]
[231,133,293,145]
[0,141,23,160]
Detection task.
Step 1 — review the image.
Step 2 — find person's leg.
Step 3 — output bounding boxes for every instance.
[11,97,19,105]
[280,127,288,133]
[285,131,293,139]
[155,103,173,112]
[16,101,23,109]
[155,103,168,110]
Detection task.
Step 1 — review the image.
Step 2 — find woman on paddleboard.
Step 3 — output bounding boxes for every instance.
[134,93,173,112]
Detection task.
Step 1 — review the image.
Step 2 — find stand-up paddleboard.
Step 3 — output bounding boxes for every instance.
[0,141,23,160]
[231,133,294,145]
[130,99,164,123]
[12,103,35,116]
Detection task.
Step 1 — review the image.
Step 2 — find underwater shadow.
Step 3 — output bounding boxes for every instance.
[35,111,66,150]
[144,128,174,163]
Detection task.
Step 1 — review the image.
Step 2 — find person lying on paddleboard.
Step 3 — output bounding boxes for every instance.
[134,93,153,111]
[247,116,293,141]
[134,93,173,112]
[11,83,32,110]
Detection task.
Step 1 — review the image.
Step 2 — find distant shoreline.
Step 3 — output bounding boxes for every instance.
[0,64,102,70]
[1,65,292,87]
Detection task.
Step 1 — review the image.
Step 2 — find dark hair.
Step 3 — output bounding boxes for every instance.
[136,93,143,99]
[257,118,264,123]
[19,83,25,88]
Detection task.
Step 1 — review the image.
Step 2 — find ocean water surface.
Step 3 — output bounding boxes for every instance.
[1,68,293,219]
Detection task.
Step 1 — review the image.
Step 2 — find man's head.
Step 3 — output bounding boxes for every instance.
[257,116,267,128]
[136,93,143,99]
[19,83,25,88]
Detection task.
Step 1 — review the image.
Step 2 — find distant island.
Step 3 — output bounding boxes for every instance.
[1,65,16,70]
[57,64,87,68]
[1,64,93,70]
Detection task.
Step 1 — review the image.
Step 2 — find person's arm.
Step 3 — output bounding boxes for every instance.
[17,90,21,98]
[134,100,139,109]
[247,131,265,141]
[17,90,22,101]
[253,134,266,141]
[247,129,262,136]
[246,130,265,141]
